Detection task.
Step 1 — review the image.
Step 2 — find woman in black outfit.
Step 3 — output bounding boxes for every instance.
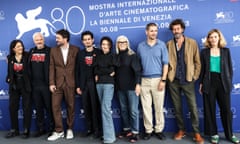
[5,40,31,139]
[115,35,141,143]
[199,29,239,144]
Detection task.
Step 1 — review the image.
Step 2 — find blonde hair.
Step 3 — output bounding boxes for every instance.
[115,35,135,55]
[204,29,227,48]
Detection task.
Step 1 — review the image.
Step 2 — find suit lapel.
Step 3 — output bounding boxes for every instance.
[57,47,65,66]
[170,40,177,62]
[66,45,72,66]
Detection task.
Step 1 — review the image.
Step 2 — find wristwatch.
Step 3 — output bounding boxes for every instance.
[161,79,166,82]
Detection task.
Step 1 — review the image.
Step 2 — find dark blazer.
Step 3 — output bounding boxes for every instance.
[6,52,31,93]
[49,45,79,88]
[29,45,50,85]
[199,47,233,94]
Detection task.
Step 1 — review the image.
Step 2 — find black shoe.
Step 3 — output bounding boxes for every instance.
[5,130,19,138]
[143,132,151,140]
[92,131,102,139]
[84,130,92,137]
[129,134,139,143]
[155,132,166,140]
[34,130,46,137]
[22,129,30,139]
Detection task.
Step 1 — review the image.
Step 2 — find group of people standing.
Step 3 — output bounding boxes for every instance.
[5,18,239,144]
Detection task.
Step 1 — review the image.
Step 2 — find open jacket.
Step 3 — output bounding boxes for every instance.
[167,37,201,82]
[6,52,31,93]
[199,47,233,94]
[49,45,79,88]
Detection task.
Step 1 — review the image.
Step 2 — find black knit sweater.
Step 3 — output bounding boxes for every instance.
[115,49,141,90]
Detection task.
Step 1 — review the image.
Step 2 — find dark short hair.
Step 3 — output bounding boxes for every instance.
[81,30,94,40]
[56,29,70,42]
[169,19,185,31]
[9,39,25,56]
[145,22,158,30]
[100,36,113,49]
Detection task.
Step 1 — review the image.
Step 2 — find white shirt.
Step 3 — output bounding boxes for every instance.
[61,44,69,65]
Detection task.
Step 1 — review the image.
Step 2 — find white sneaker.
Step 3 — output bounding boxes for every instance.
[66,129,74,139]
[47,131,64,141]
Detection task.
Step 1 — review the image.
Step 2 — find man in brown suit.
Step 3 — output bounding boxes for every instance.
[47,29,79,141]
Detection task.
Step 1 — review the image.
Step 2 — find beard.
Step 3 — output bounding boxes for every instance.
[57,41,64,47]
[36,44,44,49]
[174,33,183,39]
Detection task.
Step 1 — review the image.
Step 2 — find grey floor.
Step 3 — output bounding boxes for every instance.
[0,131,239,144]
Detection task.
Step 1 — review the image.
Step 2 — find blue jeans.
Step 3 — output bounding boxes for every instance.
[96,84,116,143]
[118,90,139,134]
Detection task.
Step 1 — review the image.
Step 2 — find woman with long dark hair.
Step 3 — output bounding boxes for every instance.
[5,40,31,139]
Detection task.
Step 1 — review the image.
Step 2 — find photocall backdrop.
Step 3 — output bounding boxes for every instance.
[0,0,240,132]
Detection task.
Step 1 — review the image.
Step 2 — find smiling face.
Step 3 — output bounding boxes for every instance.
[101,39,111,54]
[208,32,220,48]
[33,33,45,49]
[13,42,23,55]
[56,34,67,47]
[117,37,128,51]
[172,24,184,39]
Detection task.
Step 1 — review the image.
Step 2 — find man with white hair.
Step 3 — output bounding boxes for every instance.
[29,32,54,137]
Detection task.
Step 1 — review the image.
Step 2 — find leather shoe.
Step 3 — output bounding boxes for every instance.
[5,130,19,138]
[143,132,151,140]
[155,132,166,140]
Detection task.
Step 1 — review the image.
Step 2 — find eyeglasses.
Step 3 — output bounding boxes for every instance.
[118,41,127,44]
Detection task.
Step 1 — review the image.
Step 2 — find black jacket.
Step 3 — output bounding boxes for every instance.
[29,45,50,86]
[199,48,233,94]
[75,48,101,90]
[6,52,31,93]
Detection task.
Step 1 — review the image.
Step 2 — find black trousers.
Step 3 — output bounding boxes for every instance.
[9,84,31,131]
[203,72,233,139]
[81,79,102,133]
[32,85,54,131]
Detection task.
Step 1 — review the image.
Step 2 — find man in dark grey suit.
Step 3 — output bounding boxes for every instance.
[47,29,79,141]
